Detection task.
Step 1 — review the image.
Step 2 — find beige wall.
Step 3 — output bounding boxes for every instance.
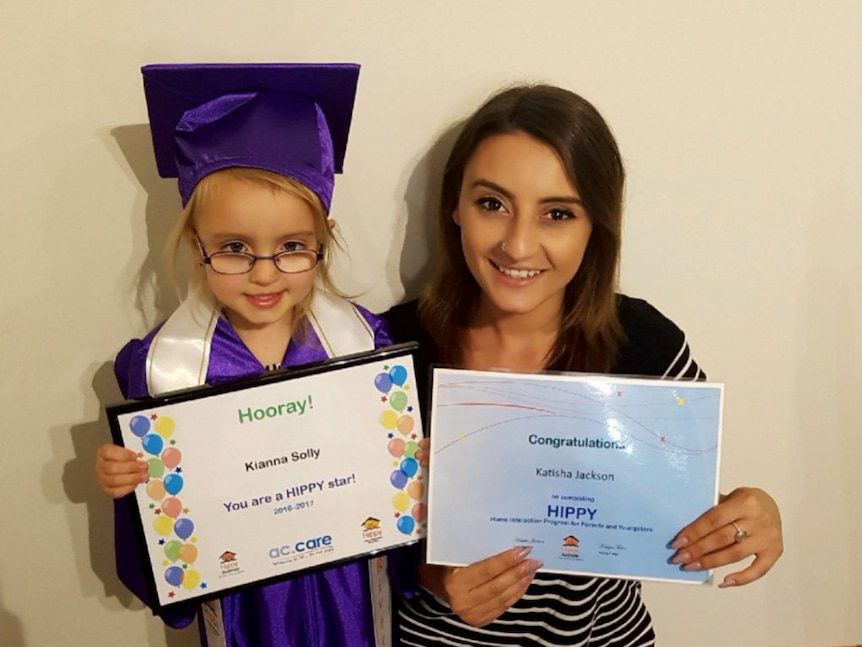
[1,2,859,646]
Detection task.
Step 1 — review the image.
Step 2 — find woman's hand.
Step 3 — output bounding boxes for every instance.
[95,443,149,498]
[419,546,542,626]
[670,487,783,587]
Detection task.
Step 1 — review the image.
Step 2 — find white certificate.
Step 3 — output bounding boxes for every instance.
[426,368,722,584]
[107,344,426,609]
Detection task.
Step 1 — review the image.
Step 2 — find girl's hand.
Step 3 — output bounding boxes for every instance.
[416,437,430,469]
[419,546,542,626]
[95,443,149,498]
[670,487,783,587]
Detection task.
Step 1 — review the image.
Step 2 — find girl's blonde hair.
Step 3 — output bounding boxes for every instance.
[164,167,345,341]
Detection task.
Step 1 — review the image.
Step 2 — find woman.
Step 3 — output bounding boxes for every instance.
[385,84,783,646]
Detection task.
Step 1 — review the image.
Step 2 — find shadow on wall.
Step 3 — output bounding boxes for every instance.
[386,120,465,303]
[0,581,25,647]
[110,124,189,328]
[55,362,198,647]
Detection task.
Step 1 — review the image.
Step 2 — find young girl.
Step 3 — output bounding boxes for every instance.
[385,84,784,646]
[96,63,402,647]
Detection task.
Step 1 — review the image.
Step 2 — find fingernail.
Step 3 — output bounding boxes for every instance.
[683,561,702,571]
[525,559,543,574]
[670,535,689,549]
[670,551,691,565]
[718,578,736,588]
[515,546,533,559]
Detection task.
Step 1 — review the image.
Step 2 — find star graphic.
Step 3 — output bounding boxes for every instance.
[155,508,161,514]
[149,503,156,509]
[170,439,177,445]
[150,413,158,420]
[183,508,190,514]
[159,538,166,545]
[168,591,175,598]
[176,467,183,473]
[407,405,413,412]
[392,461,399,466]
[383,364,390,370]
[381,395,388,402]
[411,433,417,439]
[183,564,188,570]
[394,512,400,517]
[677,397,685,406]
[387,433,394,439]
[201,582,208,589]
[660,434,667,442]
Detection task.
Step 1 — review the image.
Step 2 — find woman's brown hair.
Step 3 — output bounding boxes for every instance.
[419,84,625,372]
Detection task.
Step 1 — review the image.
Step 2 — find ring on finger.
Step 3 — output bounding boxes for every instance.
[730,521,747,543]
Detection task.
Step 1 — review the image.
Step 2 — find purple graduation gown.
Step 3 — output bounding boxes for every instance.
[112,304,408,646]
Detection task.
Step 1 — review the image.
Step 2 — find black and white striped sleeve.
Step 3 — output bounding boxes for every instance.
[615,295,706,381]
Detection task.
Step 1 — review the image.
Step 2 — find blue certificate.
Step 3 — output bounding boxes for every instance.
[426,368,723,584]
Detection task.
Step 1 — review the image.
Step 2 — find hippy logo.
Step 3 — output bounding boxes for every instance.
[561,535,580,558]
[219,550,241,576]
[362,517,384,544]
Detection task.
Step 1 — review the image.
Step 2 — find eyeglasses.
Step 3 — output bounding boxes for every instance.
[195,234,324,275]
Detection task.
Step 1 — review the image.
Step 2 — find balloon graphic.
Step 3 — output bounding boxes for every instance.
[389,365,408,386]
[153,514,173,536]
[412,502,427,523]
[396,415,414,435]
[146,479,166,501]
[142,433,164,456]
[164,540,183,562]
[164,473,184,495]
[407,480,424,501]
[174,518,195,540]
[379,410,398,430]
[387,438,405,458]
[403,440,419,458]
[374,372,393,393]
[129,415,151,437]
[396,515,415,535]
[164,566,184,587]
[154,416,175,438]
[392,491,410,512]
[389,391,408,413]
[148,458,165,479]
[390,470,408,489]
[400,457,418,478]
[182,569,201,590]
[179,543,199,564]
[162,497,183,519]
[161,447,182,469]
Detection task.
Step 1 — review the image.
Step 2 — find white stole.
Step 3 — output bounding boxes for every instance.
[145,290,391,647]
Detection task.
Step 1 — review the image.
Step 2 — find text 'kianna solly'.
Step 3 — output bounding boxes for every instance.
[237,395,312,424]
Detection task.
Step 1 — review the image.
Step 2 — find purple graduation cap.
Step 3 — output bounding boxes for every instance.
[142,63,360,210]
